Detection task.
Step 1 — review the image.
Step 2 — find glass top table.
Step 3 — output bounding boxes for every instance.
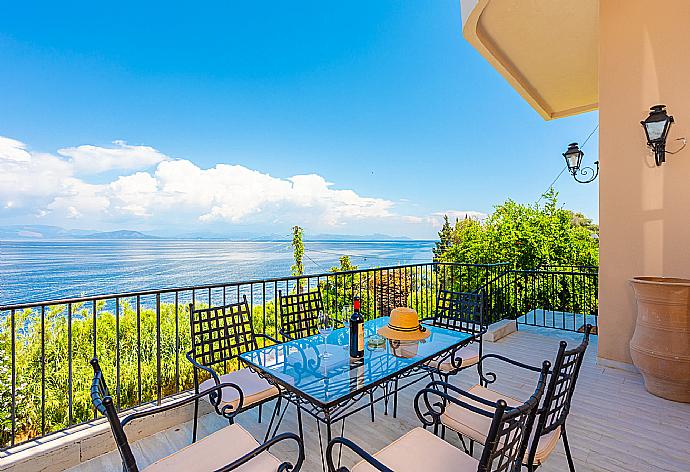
[239,317,473,417]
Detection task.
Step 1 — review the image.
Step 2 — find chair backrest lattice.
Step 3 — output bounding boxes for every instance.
[278,290,323,340]
[534,326,592,440]
[189,296,257,367]
[479,362,549,472]
[432,289,484,335]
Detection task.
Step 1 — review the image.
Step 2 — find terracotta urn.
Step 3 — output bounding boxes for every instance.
[630,277,690,403]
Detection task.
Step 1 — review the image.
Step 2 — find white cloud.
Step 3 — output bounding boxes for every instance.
[0,137,75,212]
[0,136,32,162]
[104,161,395,226]
[58,140,168,174]
[0,135,482,237]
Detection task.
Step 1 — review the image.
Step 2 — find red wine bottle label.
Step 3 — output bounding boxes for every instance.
[357,323,364,352]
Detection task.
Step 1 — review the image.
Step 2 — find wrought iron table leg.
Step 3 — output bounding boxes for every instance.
[297,402,304,444]
[336,418,346,469]
[264,395,282,442]
[270,395,290,439]
[383,382,389,415]
[369,391,375,422]
[393,377,399,418]
[317,415,334,472]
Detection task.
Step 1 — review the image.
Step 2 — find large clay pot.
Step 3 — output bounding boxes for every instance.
[630,277,690,403]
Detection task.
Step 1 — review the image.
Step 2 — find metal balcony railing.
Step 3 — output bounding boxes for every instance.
[0,261,597,449]
[0,261,511,449]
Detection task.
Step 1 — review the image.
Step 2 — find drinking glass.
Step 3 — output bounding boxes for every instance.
[341,306,352,329]
[341,306,353,350]
[318,310,333,359]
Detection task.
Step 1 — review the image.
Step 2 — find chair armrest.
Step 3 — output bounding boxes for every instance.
[478,353,548,386]
[479,354,544,372]
[186,351,222,387]
[326,437,394,472]
[278,328,295,342]
[121,382,244,427]
[217,432,305,472]
[428,338,479,373]
[255,333,282,345]
[414,381,496,428]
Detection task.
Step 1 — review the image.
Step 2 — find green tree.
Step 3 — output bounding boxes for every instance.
[433,215,453,261]
[290,225,304,277]
[439,189,598,269]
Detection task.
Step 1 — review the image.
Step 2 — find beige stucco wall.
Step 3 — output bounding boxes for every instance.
[598,0,690,363]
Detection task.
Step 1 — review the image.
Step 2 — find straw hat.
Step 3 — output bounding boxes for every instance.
[377,307,430,341]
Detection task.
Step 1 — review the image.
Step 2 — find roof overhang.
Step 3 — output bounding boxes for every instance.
[461,0,598,120]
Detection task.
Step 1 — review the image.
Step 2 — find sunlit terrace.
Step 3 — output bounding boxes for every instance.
[0,263,688,472]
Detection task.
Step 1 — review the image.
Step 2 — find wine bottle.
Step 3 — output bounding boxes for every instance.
[349,296,364,359]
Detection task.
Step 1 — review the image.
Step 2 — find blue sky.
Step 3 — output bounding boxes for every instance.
[0,1,598,239]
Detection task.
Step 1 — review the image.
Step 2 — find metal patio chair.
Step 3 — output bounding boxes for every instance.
[187,296,282,443]
[90,358,304,472]
[278,289,376,425]
[429,325,592,471]
[325,361,550,472]
[278,289,323,341]
[385,289,485,418]
[423,289,485,378]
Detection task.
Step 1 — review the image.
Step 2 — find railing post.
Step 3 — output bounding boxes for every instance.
[156,293,161,405]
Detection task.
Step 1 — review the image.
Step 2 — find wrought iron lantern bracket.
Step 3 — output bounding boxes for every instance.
[563,142,598,184]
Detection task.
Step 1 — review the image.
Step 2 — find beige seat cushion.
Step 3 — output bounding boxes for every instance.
[143,423,281,471]
[198,368,279,410]
[440,384,561,465]
[351,427,479,472]
[426,343,480,373]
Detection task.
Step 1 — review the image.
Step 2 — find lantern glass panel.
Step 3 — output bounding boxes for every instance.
[565,151,581,171]
[645,120,667,142]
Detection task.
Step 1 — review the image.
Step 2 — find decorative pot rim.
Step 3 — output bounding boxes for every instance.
[631,276,690,287]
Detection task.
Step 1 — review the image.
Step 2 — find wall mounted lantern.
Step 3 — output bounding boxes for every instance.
[563,142,598,183]
[641,105,674,166]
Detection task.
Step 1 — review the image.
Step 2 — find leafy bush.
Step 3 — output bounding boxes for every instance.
[437,189,598,269]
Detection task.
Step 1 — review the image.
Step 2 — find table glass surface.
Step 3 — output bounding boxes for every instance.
[239,317,472,407]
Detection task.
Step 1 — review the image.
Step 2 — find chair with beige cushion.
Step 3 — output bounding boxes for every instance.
[422,290,485,377]
[386,290,484,418]
[426,326,592,471]
[325,361,550,472]
[187,296,281,443]
[90,357,304,472]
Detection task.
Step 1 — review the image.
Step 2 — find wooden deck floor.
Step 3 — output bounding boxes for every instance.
[69,327,690,472]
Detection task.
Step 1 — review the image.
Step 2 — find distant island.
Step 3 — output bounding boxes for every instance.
[0,225,414,241]
[0,225,161,240]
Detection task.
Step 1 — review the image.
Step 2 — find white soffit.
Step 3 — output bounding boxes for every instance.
[461,0,598,120]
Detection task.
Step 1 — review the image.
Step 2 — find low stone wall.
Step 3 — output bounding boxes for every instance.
[0,393,212,472]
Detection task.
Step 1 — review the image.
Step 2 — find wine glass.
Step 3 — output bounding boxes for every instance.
[318,310,333,359]
[341,306,353,350]
[341,306,352,329]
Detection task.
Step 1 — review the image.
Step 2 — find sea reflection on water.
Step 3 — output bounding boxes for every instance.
[0,240,433,304]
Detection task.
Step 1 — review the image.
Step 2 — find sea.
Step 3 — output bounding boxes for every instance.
[0,239,434,305]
